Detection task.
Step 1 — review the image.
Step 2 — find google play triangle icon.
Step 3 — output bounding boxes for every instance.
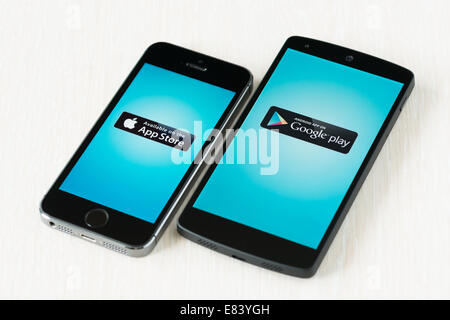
[267,111,288,126]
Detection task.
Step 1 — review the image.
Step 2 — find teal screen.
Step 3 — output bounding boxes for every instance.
[193,48,403,249]
[60,63,235,223]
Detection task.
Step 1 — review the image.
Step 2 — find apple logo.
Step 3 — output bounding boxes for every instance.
[123,117,137,129]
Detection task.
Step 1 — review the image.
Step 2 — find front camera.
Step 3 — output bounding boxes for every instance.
[345,55,354,62]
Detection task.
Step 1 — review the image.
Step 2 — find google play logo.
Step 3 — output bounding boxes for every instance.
[267,111,288,126]
[262,106,358,154]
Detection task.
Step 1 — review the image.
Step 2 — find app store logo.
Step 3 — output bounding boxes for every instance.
[123,117,137,129]
[114,112,195,151]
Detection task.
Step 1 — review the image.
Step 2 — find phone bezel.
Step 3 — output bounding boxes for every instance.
[178,36,414,276]
[40,42,252,247]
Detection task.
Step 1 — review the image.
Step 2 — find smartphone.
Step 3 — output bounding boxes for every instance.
[178,36,414,277]
[40,42,252,256]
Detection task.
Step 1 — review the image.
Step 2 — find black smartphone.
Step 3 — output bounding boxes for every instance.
[40,42,252,256]
[178,36,414,277]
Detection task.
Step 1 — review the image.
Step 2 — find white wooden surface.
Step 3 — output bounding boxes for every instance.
[1,0,449,299]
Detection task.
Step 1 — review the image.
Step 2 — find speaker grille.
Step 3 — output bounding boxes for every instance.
[55,224,73,234]
[197,239,218,251]
[103,241,128,255]
[261,261,283,272]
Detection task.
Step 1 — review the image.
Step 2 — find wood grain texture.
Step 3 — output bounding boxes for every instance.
[0,0,448,299]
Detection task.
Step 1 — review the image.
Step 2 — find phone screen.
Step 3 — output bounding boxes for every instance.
[193,48,404,249]
[60,63,235,223]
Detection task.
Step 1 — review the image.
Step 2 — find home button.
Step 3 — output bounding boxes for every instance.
[84,208,109,228]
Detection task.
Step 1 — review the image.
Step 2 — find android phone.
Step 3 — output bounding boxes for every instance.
[40,42,252,256]
[178,36,414,277]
